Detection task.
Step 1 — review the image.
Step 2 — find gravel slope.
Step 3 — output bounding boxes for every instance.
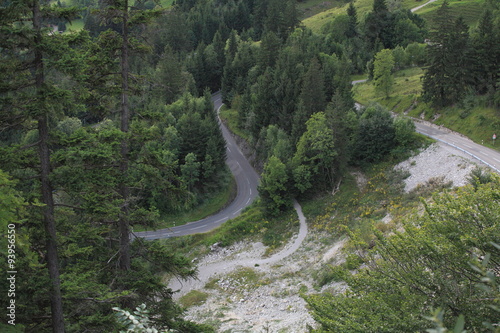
[173,141,484,332]
[395,142,480,192]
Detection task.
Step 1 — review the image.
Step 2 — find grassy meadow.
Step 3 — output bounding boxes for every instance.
[302,0,487,33]
[353,67,500,151]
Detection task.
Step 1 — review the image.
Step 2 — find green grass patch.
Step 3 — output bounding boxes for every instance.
[160,0,175,7]
[302,0,485,34]
[161,201,299,262]
[219,106,251,142]
[297,0,348,20]
[352,67,431,118]
[302,5,348,33]
[66,19,84,32]
[178,290,209,308]
[351,74,368,82]
[301,0,421,33]
[134,172,236,232]
[353,67,424,109]
[416,0,486,27]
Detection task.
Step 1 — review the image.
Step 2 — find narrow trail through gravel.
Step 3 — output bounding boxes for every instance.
[169,199,308,299]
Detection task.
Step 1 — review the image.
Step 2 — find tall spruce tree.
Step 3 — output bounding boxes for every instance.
[0,0,84,330]
[423,1,473,107]
[363,0,394,50]
[346,1,358,38]
[96,0,163,271]
[292,58,326,141]
[472,9,500,98]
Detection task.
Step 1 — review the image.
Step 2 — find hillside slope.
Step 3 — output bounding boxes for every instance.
[177,140,487,332]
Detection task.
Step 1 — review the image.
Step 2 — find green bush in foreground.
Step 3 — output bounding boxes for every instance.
[306,176,500,332]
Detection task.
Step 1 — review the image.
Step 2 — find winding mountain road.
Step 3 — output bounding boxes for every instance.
[135,92,500,241]
[133,92,260,240]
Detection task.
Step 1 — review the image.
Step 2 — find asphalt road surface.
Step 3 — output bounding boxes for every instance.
[355,101,500,173]
[133,92,260,240]
[414,120,500,173]
[135,94,500,240]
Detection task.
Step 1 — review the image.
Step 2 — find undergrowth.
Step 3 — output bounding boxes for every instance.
[303,140,457,287]
[161,201,299,260]
[134,169,236,231]
[353,68,500,152]
[179,290,209,308]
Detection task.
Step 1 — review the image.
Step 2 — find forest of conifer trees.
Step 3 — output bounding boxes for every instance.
[1,0,499,331]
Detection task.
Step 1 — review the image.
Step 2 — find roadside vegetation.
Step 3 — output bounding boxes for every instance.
[215,0,499,330]
[1,0,498,331]
[354,72,500,150]
[305,169,500,332]
[161,203,300,262]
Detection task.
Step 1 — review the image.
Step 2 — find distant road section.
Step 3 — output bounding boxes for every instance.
[414,121,500,173]
[411,0,439,12]
[134,92,260,240]
[355,101,500,174]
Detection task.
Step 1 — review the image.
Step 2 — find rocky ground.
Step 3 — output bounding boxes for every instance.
[174,141,485,333]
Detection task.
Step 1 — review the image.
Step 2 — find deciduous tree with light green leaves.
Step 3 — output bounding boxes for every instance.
[373,48,395,98]
[259,155,291,217]
[292,112,337,193]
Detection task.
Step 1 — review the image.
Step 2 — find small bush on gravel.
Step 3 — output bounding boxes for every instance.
[179,290,209,308]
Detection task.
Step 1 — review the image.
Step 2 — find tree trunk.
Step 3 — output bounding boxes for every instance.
[119,1,131,271]
[33,1,65,331]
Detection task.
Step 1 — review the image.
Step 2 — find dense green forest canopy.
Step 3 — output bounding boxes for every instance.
[1,0,499,331]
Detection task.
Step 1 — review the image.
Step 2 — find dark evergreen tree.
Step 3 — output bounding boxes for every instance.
[292,58,326,140]
[252,0,268,38]
[153,45,189,104]
[363,0,395,50]
[274,71,298,134]
[231,41,256,95]
[187,42,210,93]
[448,17,473,102]
[187,1,220,45]
[221,30,239,103]
[423,1,473,107]
[237,88,253,129]
[250,68,277,138]
[154,9,193,54]
[223,0,251,32]
[346,1,358,38]
[0,1,82,330]
[258,30,282,70]
[212,30,226,83]
[202,90,227,169]
[325,93,357,173]
[471,9,500,98]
